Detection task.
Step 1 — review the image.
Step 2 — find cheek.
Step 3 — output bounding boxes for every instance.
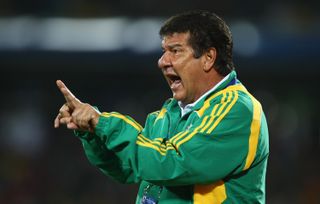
[182,67,200,89]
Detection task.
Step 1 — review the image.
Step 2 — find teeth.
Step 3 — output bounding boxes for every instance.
[170,78,181,89]
[166,73,181,88]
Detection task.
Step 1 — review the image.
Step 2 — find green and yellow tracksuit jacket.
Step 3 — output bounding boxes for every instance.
[75,71,269,203]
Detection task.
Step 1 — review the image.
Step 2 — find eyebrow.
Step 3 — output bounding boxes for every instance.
[162,43,183,50]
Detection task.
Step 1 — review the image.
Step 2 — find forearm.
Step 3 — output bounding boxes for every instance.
[75,112,143,184]
[80,135,136,183]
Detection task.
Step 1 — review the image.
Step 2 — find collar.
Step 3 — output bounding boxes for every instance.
[178,71,237,117]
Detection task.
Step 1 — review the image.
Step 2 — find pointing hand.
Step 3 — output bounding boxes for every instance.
[54,80,100,132]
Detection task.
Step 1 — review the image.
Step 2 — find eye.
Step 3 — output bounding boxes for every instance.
[172,48,182,54]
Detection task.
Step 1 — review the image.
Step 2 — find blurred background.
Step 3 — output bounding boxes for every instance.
[0,0,319,203]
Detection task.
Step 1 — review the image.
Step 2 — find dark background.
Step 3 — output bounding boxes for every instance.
[0,1,319,203]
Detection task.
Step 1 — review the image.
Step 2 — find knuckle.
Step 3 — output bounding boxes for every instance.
[59,118,66,124]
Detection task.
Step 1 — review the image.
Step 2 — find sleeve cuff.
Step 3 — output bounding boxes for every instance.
[74,130,95,141]
[74,113,109,140]
[94,114,110,137]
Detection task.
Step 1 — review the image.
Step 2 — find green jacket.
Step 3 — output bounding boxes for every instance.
[75,71,269,203]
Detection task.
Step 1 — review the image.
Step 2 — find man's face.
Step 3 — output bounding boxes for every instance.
[158,32,206,105]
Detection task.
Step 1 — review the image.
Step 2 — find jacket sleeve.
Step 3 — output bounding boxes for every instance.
[75,111,144,184]
[76,92,265,186]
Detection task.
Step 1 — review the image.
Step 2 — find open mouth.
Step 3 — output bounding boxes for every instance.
[167,74,182,89]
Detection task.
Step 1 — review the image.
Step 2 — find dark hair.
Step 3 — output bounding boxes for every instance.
[159,10,235,76]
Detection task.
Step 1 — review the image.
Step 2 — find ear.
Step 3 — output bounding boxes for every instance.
[203,48,216,72]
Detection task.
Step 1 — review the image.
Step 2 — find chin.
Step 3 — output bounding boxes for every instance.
[172,93,186,103]
[172,93,180,100]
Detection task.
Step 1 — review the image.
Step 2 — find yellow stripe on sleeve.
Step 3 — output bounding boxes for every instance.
[196,92,223,117]
[137,134,176,155]
[175,116,210,149]
[171,131,190,145]
[195,84,244,118]
[243,95,262,170]
[138,134,162,146]
[173,90,238,150]
[136,134,164,154]
[206,91,238,134]
[199,92,229,133]
[101,112,143,131]
[136,141,166,155]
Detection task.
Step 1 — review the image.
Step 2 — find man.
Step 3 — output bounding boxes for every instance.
[54,10,269,203]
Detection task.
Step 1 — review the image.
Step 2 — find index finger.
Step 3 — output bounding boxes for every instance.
[56,80,80,108]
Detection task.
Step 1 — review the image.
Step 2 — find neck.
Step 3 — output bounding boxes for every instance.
[193,71,224,103]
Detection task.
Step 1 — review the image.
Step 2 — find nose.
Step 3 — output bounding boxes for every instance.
[158,52,171,69]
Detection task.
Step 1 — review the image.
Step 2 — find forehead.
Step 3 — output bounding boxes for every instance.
[161,32,190,47]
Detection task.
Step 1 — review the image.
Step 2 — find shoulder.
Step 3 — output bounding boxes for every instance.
[145,98,174,121]
[197,84,259,119]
